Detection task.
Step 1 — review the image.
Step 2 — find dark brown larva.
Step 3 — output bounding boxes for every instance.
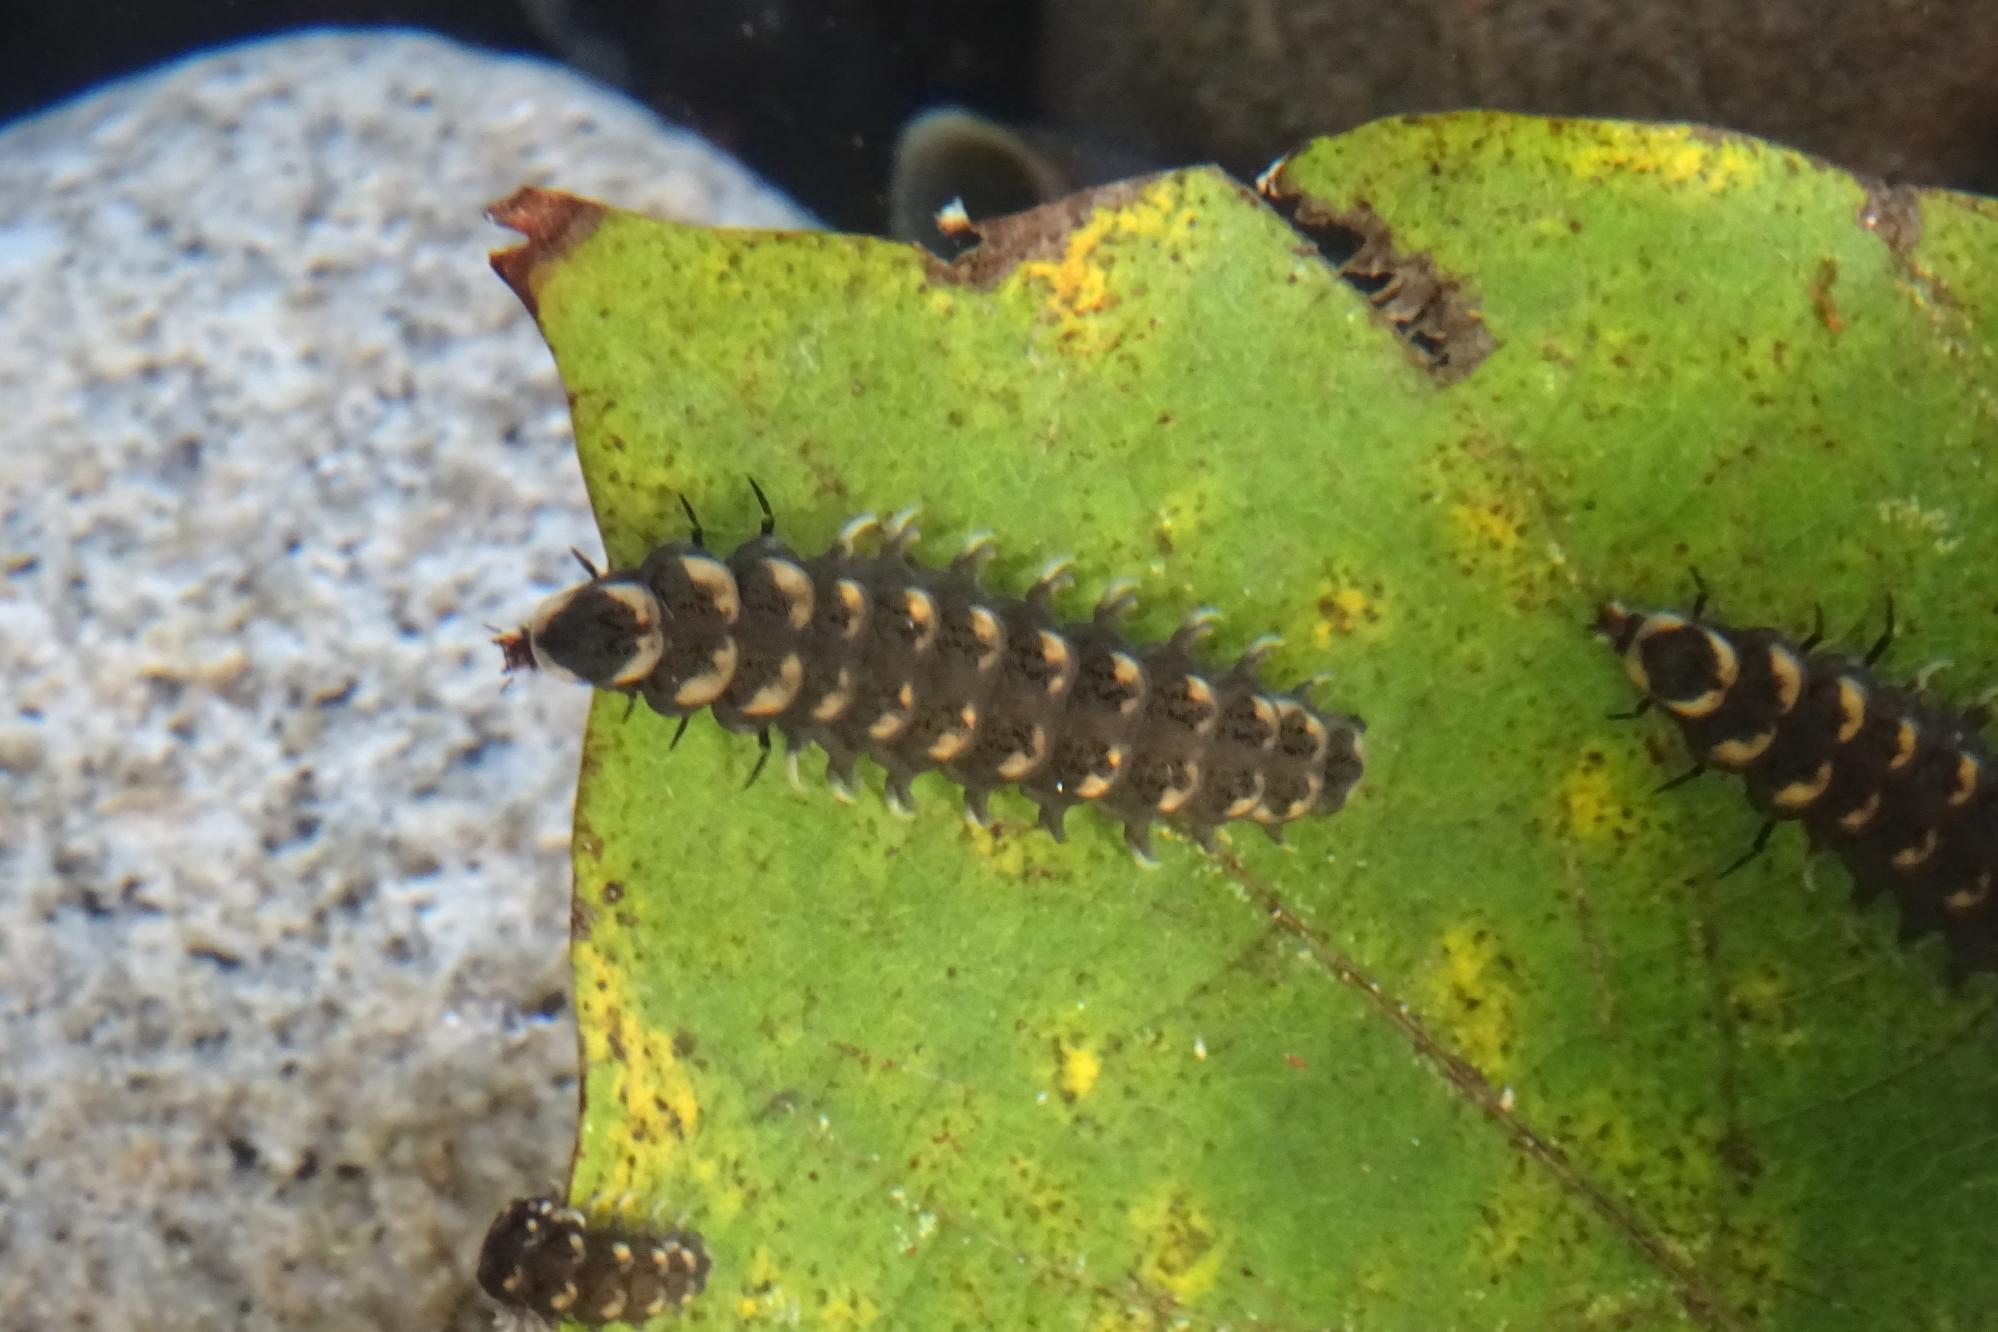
[477,1195,711,1325]
[1595,593,1998,977]
[497,492,1365,862]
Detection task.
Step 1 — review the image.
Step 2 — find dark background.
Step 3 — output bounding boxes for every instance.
[0,0,1042,232]
[6,0,1996,236]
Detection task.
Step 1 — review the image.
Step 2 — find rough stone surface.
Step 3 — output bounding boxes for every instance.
[0,29,804,1332]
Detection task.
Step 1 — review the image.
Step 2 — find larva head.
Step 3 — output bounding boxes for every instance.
[1318,716,1366,814]
[1595,602,1738,716]
[476,1196,565,1304]
[497,577,666,688]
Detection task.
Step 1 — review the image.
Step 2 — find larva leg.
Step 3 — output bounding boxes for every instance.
[744,729,772,788]
[1864,594,1896,667]
[1717,819,1777,878]
[748,476,776,535]
[1798,603,1826,653]
[678,494,706,547]
[1655,763,1707,793]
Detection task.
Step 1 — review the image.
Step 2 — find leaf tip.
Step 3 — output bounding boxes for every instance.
[486,186,608,317]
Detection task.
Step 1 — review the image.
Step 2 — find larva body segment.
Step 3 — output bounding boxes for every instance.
[477,1195,710,1325]
[501,501,1365,862]
[1595,598,1998,976]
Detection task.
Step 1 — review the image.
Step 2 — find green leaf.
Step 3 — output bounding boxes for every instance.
[488,113,1998,1331]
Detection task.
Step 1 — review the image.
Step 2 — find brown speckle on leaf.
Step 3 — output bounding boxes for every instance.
[1807,257,1845,334]
[1857,180,1923,261]
[1258,163,1498,384]
[919,177,1157,290]
[487,187,609,319]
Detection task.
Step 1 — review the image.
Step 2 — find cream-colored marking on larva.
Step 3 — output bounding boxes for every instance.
[1031,557,1074,598]
[868,682,916,741]
[1185,680,1222,738]
[673,639,739,708]
[551,1282,579,1312]
[527,583,664,686]
[1947,875,1993,913]
[1298,707,1330,761]
[968,606,1003,670]
[1075,745,1127,799]
[1258,772,1324,824]
[1951,753,1981,808]
[1157,761,1200,814]
[682,554,741,621]
[904,587,939,650]
[1709,729,1775,768]
[1247,694,1279,744]
[882,504,921,552]
[604,589,666,684]
[1771,761,1833,810]
[1892,829,1939,871]
[1833,678,1867,743]
[997,726,1047,780]
[1039,631,1074,693]
[927,711,974,763]
[1224,773,1267,818]
[812,670,853,722]
[766,558,815,629]
[610,1240,634,1270]
[1767,645,1804,713]
[598,1291,628,1320]
[1889,719,1919,771]
[836,512,879,553]
[1623,613,1704,696]
[1648,623,1739,719]
[739,654,804,718]
[1838,791,1881,833]
[836,579,868,637]
[1110,653,1143,687]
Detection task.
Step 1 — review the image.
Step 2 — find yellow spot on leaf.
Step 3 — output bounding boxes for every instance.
[1567,1090,1726,1244]
[1426,925,1522,1080]
[1730,967,1809,1051]
[961,815,1030,875]
[1560,753,1641,842]
[571,938,701,1198]
[1313,578,1377,647]
[1016,179,1200,351]
[1129,1188,1227,1306]
[1565,129,1762,194]
[1449,500,1521,552]
[1058,1042,1102,1099]
[733,1245,787,1321]
[820,1289,881,1328]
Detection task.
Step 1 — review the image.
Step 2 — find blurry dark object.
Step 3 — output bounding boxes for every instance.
[888,107,1157,253]
[521,0,1042,228]
[1039,0,1998,198]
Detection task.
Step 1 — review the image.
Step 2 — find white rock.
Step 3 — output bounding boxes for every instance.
[0,28,807,1332]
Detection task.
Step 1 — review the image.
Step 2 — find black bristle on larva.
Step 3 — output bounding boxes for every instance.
[1594,595,1998,980]
[477,1195,711,1325]
[496,491,1366,862]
